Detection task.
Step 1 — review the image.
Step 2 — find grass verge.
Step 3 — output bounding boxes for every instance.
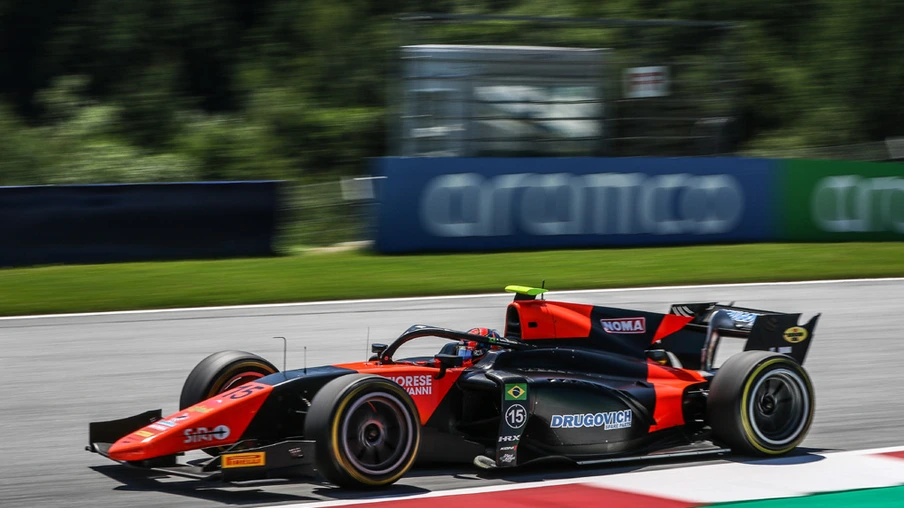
[1,243,903,317]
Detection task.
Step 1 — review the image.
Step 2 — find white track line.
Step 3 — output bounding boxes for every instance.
[586,452,904,503]
[2,276,903,322]
[274,445,904,508]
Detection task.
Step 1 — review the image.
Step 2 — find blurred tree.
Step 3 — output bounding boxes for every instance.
[0,0,899,186]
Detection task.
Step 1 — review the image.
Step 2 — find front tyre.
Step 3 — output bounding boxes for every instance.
[707,351,814,456]
[179,350,278,456]
[304,374,420,489]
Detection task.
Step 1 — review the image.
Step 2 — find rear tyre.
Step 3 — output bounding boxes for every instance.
[179,350,278,456]
[304,374,420,489]
[707,351,814,456]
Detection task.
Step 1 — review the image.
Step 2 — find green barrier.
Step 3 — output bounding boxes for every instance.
[781,159,904,241]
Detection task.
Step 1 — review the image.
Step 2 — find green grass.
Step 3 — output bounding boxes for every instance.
[1,243,903,317]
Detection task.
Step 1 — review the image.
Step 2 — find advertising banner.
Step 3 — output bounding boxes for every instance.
[623,66,670,99]
[373,157,775,253]
[0,181,282,267]
[780,160,904,241]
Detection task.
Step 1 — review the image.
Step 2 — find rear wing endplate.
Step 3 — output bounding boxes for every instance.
[672,302,820,366]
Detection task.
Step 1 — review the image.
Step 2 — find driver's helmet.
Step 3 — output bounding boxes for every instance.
[466,327,503,341]
[462,327,503,359]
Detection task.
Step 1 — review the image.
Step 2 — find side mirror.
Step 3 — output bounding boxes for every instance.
[434,353,463,379]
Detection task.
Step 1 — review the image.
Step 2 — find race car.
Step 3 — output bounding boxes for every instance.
[87,285,819,489]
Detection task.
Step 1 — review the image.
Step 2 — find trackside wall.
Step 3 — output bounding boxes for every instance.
[0,181,282,267]
[371,157,904,253]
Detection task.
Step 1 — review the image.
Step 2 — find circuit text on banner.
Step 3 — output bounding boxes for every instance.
[373,157,775,253]
[781,159,904,240]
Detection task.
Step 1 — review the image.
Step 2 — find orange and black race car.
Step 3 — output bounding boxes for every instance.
[87,285,820,489]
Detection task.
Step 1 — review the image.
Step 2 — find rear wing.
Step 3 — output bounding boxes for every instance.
[669,302,820,367]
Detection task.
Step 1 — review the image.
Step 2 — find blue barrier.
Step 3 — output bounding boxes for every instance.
[373,158,775,253]
[0,181,282,267]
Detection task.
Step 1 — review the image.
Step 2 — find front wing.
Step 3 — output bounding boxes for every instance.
[87,409,316,482]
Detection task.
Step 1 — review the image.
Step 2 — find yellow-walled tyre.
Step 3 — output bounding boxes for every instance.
[304,374,420,489]
[179,350,278,456]
[707,351,814,456]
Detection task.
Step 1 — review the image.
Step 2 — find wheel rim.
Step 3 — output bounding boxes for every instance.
[748,368,810,446]
[339,393,415,476]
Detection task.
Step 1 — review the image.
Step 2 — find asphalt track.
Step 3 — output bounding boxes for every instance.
[2,278,903,508]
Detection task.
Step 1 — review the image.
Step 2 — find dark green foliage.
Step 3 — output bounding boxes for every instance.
[0,0,898,185]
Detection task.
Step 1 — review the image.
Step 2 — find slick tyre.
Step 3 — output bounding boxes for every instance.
[707,351,814,456]
[305,374,420,489]
[179,350,278,456]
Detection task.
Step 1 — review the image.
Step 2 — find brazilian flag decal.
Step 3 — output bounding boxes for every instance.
[505,383,528,401]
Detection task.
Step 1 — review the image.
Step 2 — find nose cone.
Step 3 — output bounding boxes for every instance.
[107,381,273,462]
[108,432,160,461]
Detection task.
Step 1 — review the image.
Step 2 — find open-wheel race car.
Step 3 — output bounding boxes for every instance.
[88,285,820,489]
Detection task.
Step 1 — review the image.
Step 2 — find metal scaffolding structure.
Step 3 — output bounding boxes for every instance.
[390,13,741,157]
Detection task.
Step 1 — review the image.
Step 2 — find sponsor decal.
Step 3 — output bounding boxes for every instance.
[724,310,758,324]
[550,410,633,430]
[500,453,516,464]
[783,326,808,344]
[135,430,154,438]
[188,406,211,414]
[222,452,266,468]
[499,445,517,452]
[624,66,670,99]
[811,175,904,233]
[498,435,520,443]
[420,172,745,238]
[389,375,432,396]
[505,404,527,429]
[149,424,169,432]
[505,383,527,401]
[768,346,793,354]
[600,317,646,334]
[183,425,231,444]
[156,414,190,427]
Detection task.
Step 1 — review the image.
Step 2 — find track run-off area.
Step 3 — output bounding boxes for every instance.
[2,277,904,507]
